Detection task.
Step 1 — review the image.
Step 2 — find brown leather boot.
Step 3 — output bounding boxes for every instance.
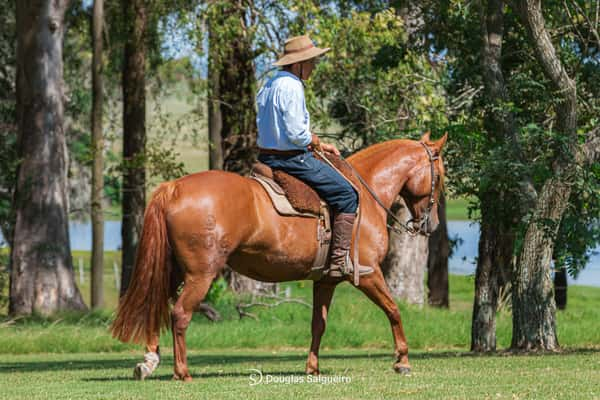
[327,213,374,278]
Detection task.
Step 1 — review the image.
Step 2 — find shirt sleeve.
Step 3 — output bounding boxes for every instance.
[280,83,311,147]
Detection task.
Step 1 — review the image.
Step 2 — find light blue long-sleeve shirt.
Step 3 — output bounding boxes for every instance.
[256,70,311,150]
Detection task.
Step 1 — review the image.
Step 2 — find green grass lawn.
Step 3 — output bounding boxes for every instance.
[2,271,600,399]
[445,196,477,221]
[2,275,600,354]
[1,349,598,399]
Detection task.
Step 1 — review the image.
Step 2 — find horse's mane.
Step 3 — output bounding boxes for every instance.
[347,139,412,167]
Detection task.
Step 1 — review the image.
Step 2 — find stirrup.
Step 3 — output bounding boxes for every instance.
[327,252,373,278]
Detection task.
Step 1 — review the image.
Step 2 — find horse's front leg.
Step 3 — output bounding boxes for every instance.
[305,281,337,375]
[356,268,411,374]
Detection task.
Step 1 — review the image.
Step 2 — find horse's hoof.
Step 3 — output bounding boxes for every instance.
[173,374,193,382]
[305,367,320,376]
[133,363,151,380]
[393,363,411,375]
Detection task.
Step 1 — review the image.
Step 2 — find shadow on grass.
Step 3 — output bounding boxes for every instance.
[83,370,305,382]
[3,347,599,375]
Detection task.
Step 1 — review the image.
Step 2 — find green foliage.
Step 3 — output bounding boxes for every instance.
[427,0,600,273]
[555,162,600,276]
[61,1,197,217]
[307,8,447,148]
[204,277,227,304]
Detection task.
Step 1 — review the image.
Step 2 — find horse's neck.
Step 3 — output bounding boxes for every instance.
[349,140,418,209]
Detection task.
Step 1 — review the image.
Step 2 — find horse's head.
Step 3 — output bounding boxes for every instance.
[399,131,447,236]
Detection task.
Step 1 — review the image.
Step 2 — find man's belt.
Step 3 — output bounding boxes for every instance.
[258,148,306,156]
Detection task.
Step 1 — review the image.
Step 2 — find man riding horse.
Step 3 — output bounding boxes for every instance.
[256,34,373,279]
[111,33,448,382]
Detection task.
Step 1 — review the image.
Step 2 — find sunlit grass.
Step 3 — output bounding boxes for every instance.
[1,349,598,399]
[1,274,599,355]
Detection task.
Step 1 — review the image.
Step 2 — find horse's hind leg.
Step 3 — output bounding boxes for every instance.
[171,267,217,382]
[357,268,411,374]
[305,281,337,375]
[133,335,161,380]
[134,255,184,380]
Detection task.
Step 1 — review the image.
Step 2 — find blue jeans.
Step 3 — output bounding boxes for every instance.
[258,151,358,213]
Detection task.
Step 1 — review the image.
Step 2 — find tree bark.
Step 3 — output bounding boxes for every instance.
[207,19,223,171]
[382,198,429,305]
[427,193,449,308]
[217,1,259,175]
[207,0,272,295]
[471,210,513,351]
[0,0,16,248]
[511,0,578,351]
[510,126,600,349]
[91,0,104,309]
[9,0,87,316]
[470,0,517,352]
[512,180,566,350]
[120,0,147,296]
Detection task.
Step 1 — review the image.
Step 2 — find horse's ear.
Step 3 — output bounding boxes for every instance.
[420,131,431,143]
[434,132,448,152]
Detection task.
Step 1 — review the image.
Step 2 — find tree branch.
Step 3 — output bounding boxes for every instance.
[236,294,311,320]
[578,126,600,165]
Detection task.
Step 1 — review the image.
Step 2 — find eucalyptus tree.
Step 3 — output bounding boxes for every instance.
[116,0,193,295]
[424,0,600,351]
[511,0,600,351]
[10,0,87,315]
[0,0,16,247]
[119,0,148,296]
[91,0,105,309]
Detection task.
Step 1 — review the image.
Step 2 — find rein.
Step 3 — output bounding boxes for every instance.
[318,142,438,237]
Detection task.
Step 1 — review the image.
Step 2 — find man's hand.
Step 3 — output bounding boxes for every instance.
[321,143,340,156]
[310,133,322,152]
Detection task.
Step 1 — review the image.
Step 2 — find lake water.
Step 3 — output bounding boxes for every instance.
[447,221,600,287]
[1,220,599,286]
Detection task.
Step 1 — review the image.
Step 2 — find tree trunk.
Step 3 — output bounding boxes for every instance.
[511,0,578,351]
[0,0,17,248]
[91,0,104,309]
[120,0,147,296]
[207,0,272,295]
[427,193,449,307]
[382,198,428,305]
[512,180,567,350]
[553,265,567,310]
[207,19,223,171]
[471,212,513,351]
[511,132,600,349]
[217,3,259,174]
[9,0,86,316]
[470,0,516,352]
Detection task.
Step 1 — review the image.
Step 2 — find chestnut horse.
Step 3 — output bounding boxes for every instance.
[111,132,447,381]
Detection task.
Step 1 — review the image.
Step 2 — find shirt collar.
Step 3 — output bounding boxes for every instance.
[276,69,302,83]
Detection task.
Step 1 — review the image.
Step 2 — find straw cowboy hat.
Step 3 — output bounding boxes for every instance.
[273,35,331,66]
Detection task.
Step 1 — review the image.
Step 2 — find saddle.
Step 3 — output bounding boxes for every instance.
[250,151,363,283]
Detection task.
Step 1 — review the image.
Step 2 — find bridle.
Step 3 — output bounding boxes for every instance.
[328,142,439,237]
[403,142,439,236]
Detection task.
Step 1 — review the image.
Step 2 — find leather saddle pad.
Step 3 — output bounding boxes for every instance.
[251,152,359,216]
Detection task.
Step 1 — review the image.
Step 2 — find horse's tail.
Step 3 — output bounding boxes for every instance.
[111,181,178,345]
